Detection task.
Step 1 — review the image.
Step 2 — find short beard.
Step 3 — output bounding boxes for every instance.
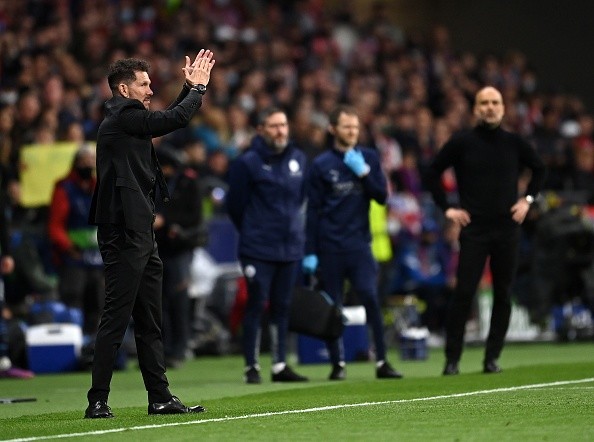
[269,138,288,153]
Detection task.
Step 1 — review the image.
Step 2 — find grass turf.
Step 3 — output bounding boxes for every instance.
[0,341,593,441]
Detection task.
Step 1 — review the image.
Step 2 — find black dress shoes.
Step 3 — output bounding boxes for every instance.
[148,396,206,415]
[442,361,460,376]
[84,400,114,418]
[483,360,502,374]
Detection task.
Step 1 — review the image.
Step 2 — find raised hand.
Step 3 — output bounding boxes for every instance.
[183,49,215,87]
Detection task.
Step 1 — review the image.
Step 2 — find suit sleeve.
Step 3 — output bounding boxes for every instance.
[166,84,190,111]
[226,159,252,230]
[118,90,203,138]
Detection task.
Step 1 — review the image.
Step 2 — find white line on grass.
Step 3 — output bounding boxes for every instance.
[4,377,594,442]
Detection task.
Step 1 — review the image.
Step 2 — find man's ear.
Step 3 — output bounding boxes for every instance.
[328,124,336,136]
[118,83,128,98]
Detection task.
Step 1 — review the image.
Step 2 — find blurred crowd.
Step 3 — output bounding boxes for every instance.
[1,0,594,366]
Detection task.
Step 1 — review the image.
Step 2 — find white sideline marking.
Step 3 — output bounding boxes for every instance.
[4,377,594,442]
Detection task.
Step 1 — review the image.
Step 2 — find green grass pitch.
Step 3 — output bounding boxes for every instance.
[1,342,593,441]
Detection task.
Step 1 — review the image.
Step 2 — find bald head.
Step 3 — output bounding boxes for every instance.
[474,86,505,128]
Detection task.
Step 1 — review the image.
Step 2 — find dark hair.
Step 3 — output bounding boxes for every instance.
[107,58,150,92]
[257,106,287,126]
[328,104,358,126]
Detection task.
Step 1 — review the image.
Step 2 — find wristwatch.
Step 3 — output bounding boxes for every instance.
[191,84,207,95]
[525,195,535,205]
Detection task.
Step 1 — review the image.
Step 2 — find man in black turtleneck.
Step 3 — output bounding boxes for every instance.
[427,86,545,376]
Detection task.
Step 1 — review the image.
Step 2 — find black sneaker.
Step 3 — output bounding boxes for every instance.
[271,365,308,382]
[376,361,403,379]
[329,364,346,381]
[443,361,460,376]
[245,366,262,384]
[84,400,114,419]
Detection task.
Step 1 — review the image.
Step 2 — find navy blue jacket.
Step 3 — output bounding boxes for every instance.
[227,135,306,262]
[305,146,387,254]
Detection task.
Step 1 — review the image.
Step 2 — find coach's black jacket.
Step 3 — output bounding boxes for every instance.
[89,86,202,232]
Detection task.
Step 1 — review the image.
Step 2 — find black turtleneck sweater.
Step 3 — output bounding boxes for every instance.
[427,124,546,224]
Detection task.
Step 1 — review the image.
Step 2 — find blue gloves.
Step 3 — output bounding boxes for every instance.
[302,254,318,274]
[344,149,370,177]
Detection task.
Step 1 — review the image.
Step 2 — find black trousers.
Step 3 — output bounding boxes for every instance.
[87,224,171,404]
[445,222,520,364]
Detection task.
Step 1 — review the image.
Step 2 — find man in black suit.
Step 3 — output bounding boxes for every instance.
[85,50,215,418]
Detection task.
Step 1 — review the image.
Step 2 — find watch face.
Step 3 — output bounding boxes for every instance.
[196,84,207,94]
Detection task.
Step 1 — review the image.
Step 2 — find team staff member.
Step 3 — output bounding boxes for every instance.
[227,107,308,384]
[85,50,215,418]
[303,104,403,381]
[426,86,545,376]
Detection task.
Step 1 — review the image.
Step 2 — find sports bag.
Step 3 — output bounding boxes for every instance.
[289,286,344,340]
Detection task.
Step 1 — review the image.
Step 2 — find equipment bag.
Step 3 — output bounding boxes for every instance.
[289,285,344,340]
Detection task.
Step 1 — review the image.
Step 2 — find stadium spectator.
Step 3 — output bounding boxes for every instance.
[568,140,594,204]
[226,103,256,155]
[154,145,204,369]
[0,162,33,379]
[0,105,16,175]
[10,91,42,156]
[530,105,567,190]
[390,217,453,333]
[47,144,103,337]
